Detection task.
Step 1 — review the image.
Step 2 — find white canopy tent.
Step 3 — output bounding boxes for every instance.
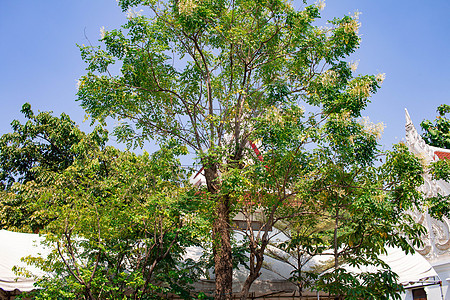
[0,230,47,295]
[380,247,439,287]
[186,245,441,298]
[342,246,440,287]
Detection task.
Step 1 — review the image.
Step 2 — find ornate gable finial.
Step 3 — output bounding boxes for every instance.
[405,108,413,126]
[405,108,438,163]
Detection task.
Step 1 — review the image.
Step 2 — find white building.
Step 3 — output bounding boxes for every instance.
[404,109,450,300]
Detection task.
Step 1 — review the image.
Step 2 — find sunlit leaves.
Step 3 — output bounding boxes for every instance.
[16,144,205,299]
[421,104,450,149]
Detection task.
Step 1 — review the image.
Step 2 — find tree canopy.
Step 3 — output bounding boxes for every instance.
[0,104,108,232]
[0,103,107,191]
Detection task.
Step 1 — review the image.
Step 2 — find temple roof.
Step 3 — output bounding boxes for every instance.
[433,150,450,160]
[428,144,450,160]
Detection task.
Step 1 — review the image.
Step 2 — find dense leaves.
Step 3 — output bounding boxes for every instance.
[420,104,450,219]
[1,108,206,299]
[421,104,450,149]
[0,104,108,232]
[76,1,381,298]
[0,103,107,190]
[19,148,205,299]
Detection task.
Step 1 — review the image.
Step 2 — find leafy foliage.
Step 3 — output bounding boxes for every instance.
[426,158,450,219]
[0,104,108,232]
[16,144,207,300]
[263,136,427,298]
[0,103,107,190]
[421,104,450,149]
[316,268,402,300]
[419,104,450,219]
[1,107,206,299]
[76,1,381,298]
[0,0,422,299]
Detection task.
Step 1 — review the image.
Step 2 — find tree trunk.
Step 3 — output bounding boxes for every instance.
[239,275,256,300]
[238,262,261,300]
[213,195,233,300]
[204,165,233,300]
[333,205,340,300]
[238,202,276,299]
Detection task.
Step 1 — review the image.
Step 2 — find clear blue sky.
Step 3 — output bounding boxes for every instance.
[1,0,449,153]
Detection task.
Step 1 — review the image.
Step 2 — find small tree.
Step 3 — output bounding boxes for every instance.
[232,113,429,299]
[309,143,426,300]
[1,107,206,299]
[20,146,205,299]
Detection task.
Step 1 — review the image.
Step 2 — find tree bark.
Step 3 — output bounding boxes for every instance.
[238,252,263,300]
[212,195,233,300]
[334,205,340,300]
[204,165,233,300]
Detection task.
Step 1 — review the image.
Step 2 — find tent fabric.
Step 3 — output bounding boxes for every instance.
[0,230,47,292]
[185,245,295,282]
[342,247,439,286]
[379,247,438,285]
[185,246,299,295]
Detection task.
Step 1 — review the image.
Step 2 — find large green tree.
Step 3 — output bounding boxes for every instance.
[77,1,376,297]
[1,1,446,296]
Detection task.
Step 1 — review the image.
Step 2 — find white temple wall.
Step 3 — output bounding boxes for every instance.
[433,260,450,299]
